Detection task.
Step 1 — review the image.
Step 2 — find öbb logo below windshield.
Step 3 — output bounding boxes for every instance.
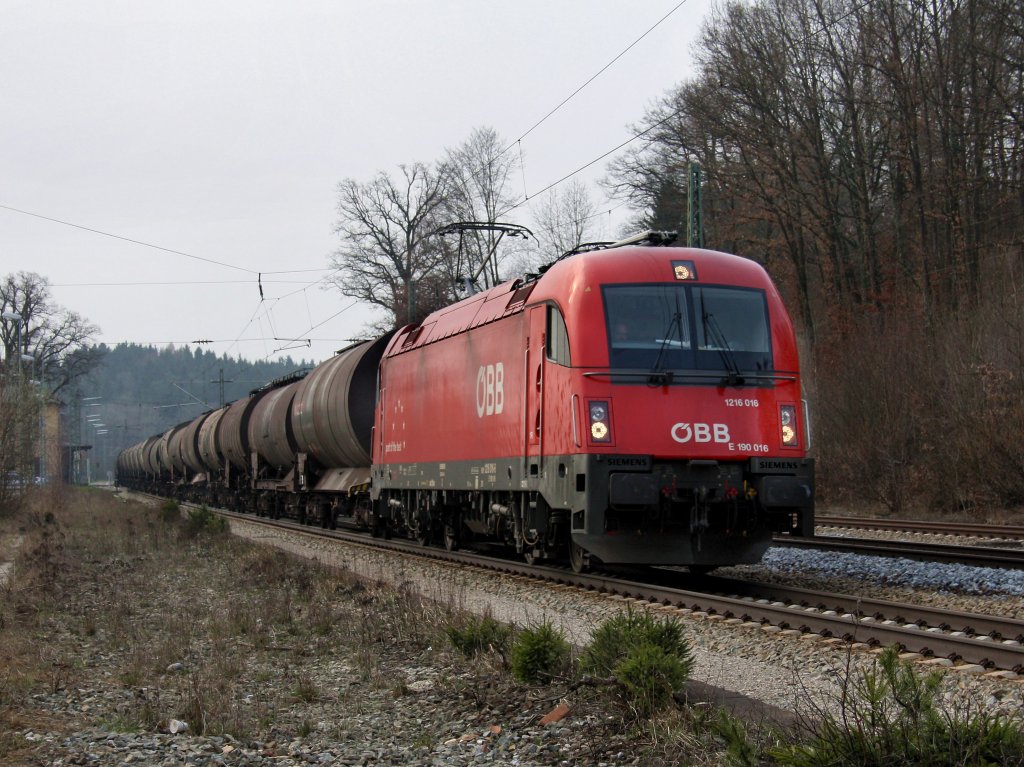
[671,423,730,444]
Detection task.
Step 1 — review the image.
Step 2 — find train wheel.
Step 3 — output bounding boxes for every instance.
[568,539,588,573]
[443,521,459,552]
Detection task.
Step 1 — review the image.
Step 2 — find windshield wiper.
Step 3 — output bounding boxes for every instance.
[649,310,683,385]
[700,295,744,386]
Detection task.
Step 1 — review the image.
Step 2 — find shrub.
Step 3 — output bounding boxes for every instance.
[613,642,690,717]
[445,615,510,658]
[584,609,693,677]
[582,609,694,717]
[772,647,1024,766]
[160,500,181,524]
[184,505,228,536]
[510,621,570,684]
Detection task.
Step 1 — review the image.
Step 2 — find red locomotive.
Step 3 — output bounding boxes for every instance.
[372,232,813,570]
[118,232,813,571]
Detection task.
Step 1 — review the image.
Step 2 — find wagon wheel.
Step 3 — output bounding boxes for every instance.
[411,516,429,546]
[568,539,589,573]
[442,519,459,552]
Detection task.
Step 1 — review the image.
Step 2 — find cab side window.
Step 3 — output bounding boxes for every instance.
[546,305,571,366]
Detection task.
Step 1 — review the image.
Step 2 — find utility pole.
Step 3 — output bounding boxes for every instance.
[211,369,232,408]
[687,163,704,249]
[407,282,417,325]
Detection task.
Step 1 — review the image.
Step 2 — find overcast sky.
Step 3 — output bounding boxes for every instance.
[1,0,712,365]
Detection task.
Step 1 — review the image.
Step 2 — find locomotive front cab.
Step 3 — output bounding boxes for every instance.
[551,240,814,569]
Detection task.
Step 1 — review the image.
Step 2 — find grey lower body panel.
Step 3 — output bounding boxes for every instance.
[375,454,814,567]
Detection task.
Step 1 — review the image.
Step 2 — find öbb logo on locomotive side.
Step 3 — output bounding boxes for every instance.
[476,363,505,418]
[671,422,731,444]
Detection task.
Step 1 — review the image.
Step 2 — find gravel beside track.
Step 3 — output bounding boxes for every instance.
[729,542,1024,619]
[226,516,1024,718]
[8,494,1024,767]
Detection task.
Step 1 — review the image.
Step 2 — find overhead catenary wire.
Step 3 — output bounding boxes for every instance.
[115,337,350,345]
[11,3,693,363]
[448,1,693,213]
[258,11,689,349]
[0,202,333,276]
[482,0,880,235]
[498,106,686,219]
[499,0,691,156]
[52,279,313,287]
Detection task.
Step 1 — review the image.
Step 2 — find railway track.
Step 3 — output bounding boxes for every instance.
[815,515,1024,540]
[144,494,1024,674]
[773,532,1024,569]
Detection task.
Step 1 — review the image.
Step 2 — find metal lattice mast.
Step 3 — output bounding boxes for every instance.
[688,163,704,248]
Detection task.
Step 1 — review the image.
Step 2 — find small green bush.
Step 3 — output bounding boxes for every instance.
[582,609,694,717]
[184,505,228,536]
[772,647,1024,766]
[614,641,689,717]
[445,615,511,658]
[510,621,570,684]
[160,499,181,524]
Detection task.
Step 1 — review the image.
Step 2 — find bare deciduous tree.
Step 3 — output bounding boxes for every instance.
[329,163,451,329]
[601,0,1024,511]
[440,127,523,289]
[1,272,102,502]
[532,180,599,259]
[1,272,103,395]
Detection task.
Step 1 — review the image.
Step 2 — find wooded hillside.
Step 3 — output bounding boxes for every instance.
[76,343,309,480]
[604,0,1022,513]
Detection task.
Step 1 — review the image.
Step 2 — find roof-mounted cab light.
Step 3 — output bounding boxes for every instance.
[672,260,697,280]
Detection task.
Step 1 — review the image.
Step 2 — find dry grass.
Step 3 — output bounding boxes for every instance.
[0,487,455,761]
[0,488,771,766]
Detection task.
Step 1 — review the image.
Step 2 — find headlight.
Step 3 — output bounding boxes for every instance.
[589,400,612,443]
[780,405,798,447]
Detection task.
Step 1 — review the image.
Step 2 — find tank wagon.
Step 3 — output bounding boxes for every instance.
[118,233,814,571]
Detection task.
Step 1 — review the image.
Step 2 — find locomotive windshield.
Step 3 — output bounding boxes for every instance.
[603,284,772,379]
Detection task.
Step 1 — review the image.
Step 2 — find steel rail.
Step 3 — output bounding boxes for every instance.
[773,534,1024,569]
[694,575,1024,642]
[815,515,1024,540]
[216,506,1024,672]
[622,581,1024,673]
[135,494,1024,672]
